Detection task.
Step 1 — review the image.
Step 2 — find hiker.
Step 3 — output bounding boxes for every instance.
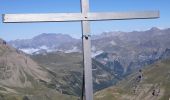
[137,75,142,82]
[156,84,161,96]
[157,88,160,96]
[152,89,155,96]
[137,69,143,83]
[133,85,137,94]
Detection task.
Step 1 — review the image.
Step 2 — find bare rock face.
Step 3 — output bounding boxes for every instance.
[0,38,78,100]
[0,39,6,45]
[0,39,51,88]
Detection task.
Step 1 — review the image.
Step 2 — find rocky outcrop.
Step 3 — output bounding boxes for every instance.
[0,39,51,88]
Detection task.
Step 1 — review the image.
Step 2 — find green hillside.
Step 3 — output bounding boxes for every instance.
[31,52,118,96]
[95,59,170,100]
[0,86,77,100]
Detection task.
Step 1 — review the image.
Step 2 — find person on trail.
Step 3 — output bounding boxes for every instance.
[137,69,143,83]
[157,88,160,96]
[133,85,137,94]
[152,89,155,96]
[133,69,144,95]
[156,84,161,96]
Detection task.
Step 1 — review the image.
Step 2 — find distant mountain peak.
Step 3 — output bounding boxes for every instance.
[150,27,160,31]
[8,33,80,54]
[39,33,67,36]
[33,33,73,40]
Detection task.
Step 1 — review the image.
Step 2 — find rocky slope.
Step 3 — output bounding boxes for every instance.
[95,58,170,100]
[92,27,170,75]
[0,39,77,100]
[0,39,50,88]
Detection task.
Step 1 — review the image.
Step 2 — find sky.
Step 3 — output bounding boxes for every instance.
[0,0,170,41]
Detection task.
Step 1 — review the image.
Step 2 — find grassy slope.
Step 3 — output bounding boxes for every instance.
[0,90,77,100]
[31,52,83,96]
[95,59,170,100]
[31,52,83,77]
[31,52,117,96]
[0,74,78,100]
[0,41,77,100]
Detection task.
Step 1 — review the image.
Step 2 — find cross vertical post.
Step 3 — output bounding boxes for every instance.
[81,0,93,100]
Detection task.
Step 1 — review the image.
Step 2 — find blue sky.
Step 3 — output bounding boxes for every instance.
[0,0,170,41]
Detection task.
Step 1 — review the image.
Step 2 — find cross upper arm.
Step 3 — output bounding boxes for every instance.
[3,11,159,23]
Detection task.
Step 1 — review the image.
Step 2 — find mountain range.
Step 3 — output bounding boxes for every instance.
[9,33,80,54]
[9,27,170,74]
[0,27,170,99]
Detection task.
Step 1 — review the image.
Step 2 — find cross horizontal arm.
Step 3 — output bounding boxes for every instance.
[3,13,83,23]
[89,11,159,20]
[3,11,159,23]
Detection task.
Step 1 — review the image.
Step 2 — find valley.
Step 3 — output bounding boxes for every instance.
[0,27,170,100]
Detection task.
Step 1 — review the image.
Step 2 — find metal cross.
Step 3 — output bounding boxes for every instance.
[2,0,159,100]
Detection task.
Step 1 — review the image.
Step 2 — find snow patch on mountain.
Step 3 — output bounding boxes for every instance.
[92,46,96,52]
[19,46,81,55]
[39,45,48,50]
[20,48,40,54]
[92,50,104,58]
[65,47,81,53]
[110,40,117,46]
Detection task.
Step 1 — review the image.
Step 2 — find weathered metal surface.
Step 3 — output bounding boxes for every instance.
[3,11,159,23]
[81,0,93,100]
